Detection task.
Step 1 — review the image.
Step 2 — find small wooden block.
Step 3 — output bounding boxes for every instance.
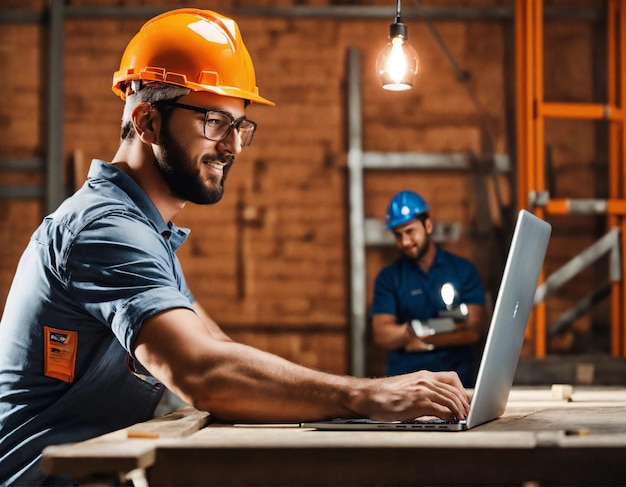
[551,384,573,401]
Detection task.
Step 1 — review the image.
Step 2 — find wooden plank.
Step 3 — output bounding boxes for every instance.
[41,433,156,482]
[126,406,211,439]
[41,406,211,481]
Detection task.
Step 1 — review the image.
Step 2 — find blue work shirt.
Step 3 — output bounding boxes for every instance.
[0,160,196,486]
[370,247,485,385]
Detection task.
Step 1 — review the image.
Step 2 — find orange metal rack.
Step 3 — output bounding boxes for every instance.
[515,0,626,357]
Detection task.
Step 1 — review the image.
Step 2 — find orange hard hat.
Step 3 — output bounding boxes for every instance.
[112,8,274,106]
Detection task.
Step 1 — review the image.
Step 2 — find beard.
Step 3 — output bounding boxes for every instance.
[153,122,234,205]
[413,235,431,261]
[404,233,431,263]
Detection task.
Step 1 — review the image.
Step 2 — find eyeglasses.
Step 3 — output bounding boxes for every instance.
[153,100,257,147]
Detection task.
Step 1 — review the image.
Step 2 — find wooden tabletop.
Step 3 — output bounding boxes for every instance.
[42,387,626,486]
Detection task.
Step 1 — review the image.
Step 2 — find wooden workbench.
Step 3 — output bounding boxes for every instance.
[42,387,626,486]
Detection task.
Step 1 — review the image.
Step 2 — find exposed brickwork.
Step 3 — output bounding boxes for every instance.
[0,1,608,374]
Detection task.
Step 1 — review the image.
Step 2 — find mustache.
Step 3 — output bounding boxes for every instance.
[203,154,235,166]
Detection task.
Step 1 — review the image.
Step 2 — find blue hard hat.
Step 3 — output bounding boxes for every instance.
[385,190,430,230]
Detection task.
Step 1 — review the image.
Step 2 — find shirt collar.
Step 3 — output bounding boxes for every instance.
[403,245,442,273]
[88,160,190,251]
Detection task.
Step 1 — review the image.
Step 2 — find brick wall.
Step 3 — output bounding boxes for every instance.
[0,1,608,375]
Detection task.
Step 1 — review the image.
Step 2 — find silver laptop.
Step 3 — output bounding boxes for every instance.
[301,209,551,432]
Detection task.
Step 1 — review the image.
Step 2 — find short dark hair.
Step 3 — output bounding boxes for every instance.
[120,83,190,141]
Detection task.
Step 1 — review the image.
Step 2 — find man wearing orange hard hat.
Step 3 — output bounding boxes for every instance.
[0,10,469,485]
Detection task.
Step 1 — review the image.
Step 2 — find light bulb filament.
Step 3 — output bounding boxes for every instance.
[388,37,408,83]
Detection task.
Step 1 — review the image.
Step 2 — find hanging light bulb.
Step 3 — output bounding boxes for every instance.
[376,0,419,91]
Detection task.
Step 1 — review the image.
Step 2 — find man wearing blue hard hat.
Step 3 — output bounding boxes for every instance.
[370,190,486,387]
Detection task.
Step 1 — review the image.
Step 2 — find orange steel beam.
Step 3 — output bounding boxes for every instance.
[532,0,544,196]
[544,199,569,215]
[515,0,528,212]
[608,199,626,216]
[524,0,537,212]
[532,0,547,358]
[540,102,624,120]
[517,0,542,355]
[543,199,626,215]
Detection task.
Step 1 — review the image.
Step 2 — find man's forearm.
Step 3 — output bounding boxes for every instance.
[136,308,470,424]
[181,340,361,422]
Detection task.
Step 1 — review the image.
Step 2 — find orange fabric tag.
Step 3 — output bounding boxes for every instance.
[44,326,78,383]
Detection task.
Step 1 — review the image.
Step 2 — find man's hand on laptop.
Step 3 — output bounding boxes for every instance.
[356,370,470,423]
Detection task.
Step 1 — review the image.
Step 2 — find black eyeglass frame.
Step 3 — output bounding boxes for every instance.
[152,100,257,147]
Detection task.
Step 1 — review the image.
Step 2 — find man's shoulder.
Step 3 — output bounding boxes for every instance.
[56,159,144,224]
[54,188,136,232]
[437,247,472,263]
[379,256,407,272]
[33,184,154,258]
[435,247,480,272]
[375,257,411,282]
